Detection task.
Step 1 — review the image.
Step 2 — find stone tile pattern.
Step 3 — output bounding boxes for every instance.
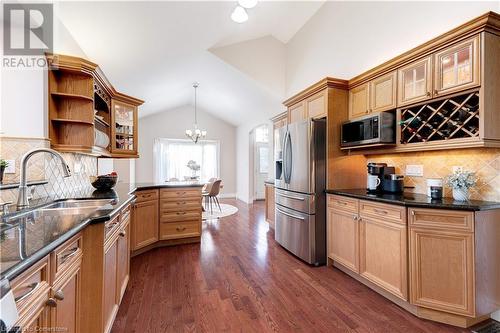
[1,137,97,203]
[368,148,500,201]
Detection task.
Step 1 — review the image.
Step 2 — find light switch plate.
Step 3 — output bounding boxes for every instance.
[406,164,424,177]
[4,160,15,174]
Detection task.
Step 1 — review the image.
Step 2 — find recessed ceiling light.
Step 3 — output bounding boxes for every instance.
[238,0,258,9]
[231,6,248,23]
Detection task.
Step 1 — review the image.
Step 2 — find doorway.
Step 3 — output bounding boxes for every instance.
[249,124,270,201]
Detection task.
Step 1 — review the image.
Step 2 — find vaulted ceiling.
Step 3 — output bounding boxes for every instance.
[56,1,324,125]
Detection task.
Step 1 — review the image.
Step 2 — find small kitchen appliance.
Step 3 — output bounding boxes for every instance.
[382,174,405,193]
[367,163,395,192]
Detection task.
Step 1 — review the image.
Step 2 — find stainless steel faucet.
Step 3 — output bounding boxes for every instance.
[17,148,71,208]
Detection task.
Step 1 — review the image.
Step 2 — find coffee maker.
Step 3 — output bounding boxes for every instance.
[367,163,395,192]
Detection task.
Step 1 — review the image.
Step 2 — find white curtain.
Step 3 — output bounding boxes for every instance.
[154,138,219,183]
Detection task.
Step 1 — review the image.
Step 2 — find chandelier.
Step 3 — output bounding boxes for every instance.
[185,82,207,143]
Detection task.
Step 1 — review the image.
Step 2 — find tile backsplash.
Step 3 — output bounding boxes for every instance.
[368,148,500,202]
[0,137,97,203]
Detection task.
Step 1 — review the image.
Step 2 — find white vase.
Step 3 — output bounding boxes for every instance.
[452,188,469,201]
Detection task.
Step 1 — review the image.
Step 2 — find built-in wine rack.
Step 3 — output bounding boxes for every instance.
[399,91,480,144]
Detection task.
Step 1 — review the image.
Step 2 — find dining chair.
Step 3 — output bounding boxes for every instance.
[202,179,222,214]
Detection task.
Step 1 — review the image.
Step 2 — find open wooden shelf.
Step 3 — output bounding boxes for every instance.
[52,118,94,125]
[94,116,110,127]
[51,91,94,102]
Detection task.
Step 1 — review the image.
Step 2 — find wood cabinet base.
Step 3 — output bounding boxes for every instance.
[331,261,489,328]
[131,236,201,257]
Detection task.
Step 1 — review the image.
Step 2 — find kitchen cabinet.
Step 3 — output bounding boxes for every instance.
[398,56,433,106]
[110,99,138,157]
[328,196,408,300]
[116,213,130,303]
[288,101,306,123]
[409,208,475,316]
[12,234,82,333]
[434,36,480,97]
[46,54,143,158]
[49,264,81,333]
[265,183,275,229]
[327,196,360,273]
[306,90,327,119]
[369,71,397,113]
[359,201,407,300]
[159,187,202,241]
[131,190,159,251]
[103,231,119,333]
[348,83,369,119]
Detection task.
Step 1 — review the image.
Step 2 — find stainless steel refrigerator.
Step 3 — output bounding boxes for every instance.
[274,118,326,266]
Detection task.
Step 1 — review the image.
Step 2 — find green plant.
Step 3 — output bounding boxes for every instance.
[445,169,477,190]
[0,159,8,168]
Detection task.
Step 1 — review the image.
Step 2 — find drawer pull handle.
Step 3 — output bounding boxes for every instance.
[177,201,187,205]
[353,215,358,220]
[336,201,347,205]
[374,209,388,215]
[46,298,57,307]
[15,282,39,302]
[411,210,415,216]
[176,212,186,215]
[176,226,186,231]
[177,192,187,195]
[119,230,126,237]
[60,247,79,264]
[278,193,305,201]
[53,289,64,301]
[142,194,152,198]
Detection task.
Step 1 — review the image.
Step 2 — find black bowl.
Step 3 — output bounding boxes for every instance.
[90,175,117,190]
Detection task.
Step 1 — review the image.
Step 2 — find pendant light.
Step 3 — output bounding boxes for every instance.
[185,82,207,144]
[231,5,248,23]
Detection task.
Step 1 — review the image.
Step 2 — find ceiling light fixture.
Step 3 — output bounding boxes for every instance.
[185,82,207,144]
[231,5,248,23]
[238,0,258,9]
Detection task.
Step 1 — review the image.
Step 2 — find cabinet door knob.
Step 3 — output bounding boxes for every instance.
[353,215,358,221]
[434,90,439,95]
[365,110,369,114]
[426,91,431,97]
[119,231,126,237]
[46,298,57,307]
[53,290,64,301]
[176,226,186,231]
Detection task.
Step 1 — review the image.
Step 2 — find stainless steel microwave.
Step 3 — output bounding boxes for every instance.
[341,111,396,147]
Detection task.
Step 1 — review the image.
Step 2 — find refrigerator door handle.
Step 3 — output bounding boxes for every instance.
[277,192,306,201]
[276,207,305,220]
[284,131,292,184]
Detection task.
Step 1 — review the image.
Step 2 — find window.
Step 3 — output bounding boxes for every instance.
[255,126,269,143]
[259,146,269,173]
[154,138,219,183]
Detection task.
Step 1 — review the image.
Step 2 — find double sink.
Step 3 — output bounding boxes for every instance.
[1,199,114,232]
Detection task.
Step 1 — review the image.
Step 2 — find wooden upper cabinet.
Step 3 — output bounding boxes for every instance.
[111,99,138,157]
[349,83,369,119]
[369,71,397,113]
[434,36,480,97]
[398,56,433,106]
[288,101,306,123]
[306,90,327,119]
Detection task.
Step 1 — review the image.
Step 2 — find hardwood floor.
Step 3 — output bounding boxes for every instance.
[112,199,470,333]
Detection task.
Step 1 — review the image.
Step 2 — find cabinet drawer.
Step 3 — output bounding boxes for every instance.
[160,199,201,212]
[160,188,201,201]
[160,210,201,223]
[52,233,82,281]
[120,203,132,221]
[135,189,159,203]
[360,200,406,224]
[12,256,50,315]
[159,221,201,240]
[327,195,358,213]
[409,208,474,232]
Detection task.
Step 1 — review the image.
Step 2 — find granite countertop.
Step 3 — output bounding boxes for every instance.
[0,181,207,281]
[326,189,500,211]
[0,183,137,281]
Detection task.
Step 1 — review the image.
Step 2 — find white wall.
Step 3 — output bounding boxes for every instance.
[136,105,237,196]
[285,1,500,97]
[210,36,287,98]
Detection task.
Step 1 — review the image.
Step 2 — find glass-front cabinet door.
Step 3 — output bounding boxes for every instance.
[398,56,432,106]
[111,99,138,156]
[434,36,480,96]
